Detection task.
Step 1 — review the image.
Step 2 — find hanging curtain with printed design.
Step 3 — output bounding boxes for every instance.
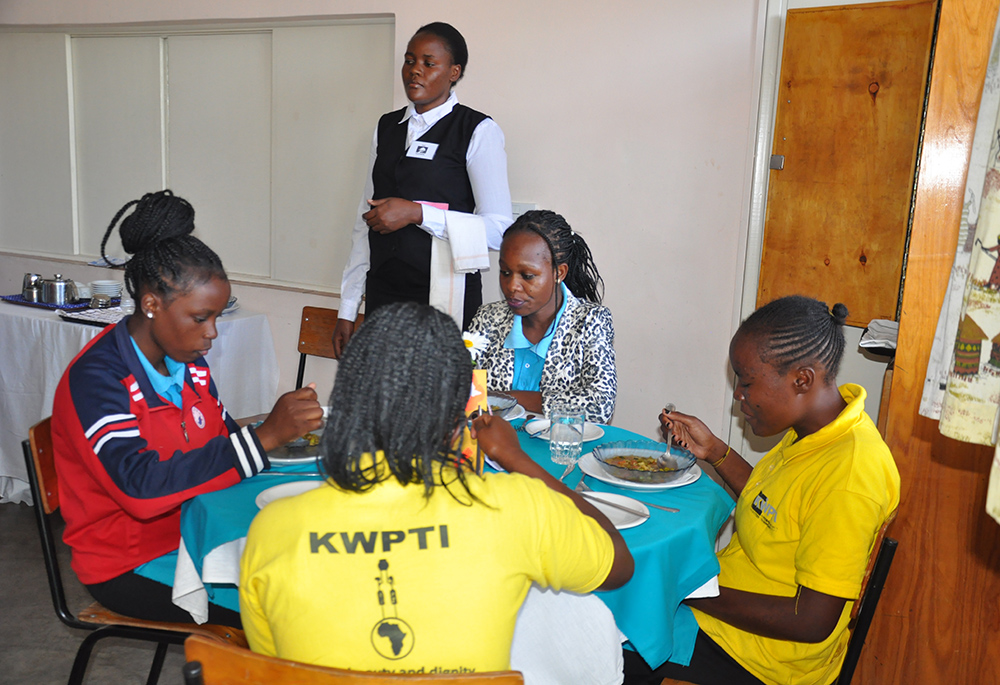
[920,16,1000,524]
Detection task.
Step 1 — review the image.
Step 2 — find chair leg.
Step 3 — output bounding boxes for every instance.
[145,642,170,685]
[67,630,104,685]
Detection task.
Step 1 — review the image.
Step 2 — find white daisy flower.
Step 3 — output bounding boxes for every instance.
[462,331,489,367]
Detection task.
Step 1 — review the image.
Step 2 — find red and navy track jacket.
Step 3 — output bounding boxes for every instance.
[51,319,269,585]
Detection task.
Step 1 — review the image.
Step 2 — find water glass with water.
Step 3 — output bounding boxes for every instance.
[549,405,585,465]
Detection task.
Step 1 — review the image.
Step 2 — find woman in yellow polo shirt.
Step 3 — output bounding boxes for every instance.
[625,295,900,685]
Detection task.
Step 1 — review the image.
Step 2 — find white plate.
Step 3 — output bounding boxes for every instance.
[579,453,702,491]
[523,418,605,442]
[255,480,323,508]
[583,491,649,529]
[500,404,526,421]
[268,453,322,466]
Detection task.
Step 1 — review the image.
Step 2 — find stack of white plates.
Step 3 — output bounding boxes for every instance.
[90,280,123,298]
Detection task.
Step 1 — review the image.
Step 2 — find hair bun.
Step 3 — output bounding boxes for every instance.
[117,189,195,255]
[831,302,849,325]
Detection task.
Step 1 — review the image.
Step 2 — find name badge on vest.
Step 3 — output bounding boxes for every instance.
[406,141,439,160]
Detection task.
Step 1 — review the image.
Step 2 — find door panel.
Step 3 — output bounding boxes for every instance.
[758,0,937,326]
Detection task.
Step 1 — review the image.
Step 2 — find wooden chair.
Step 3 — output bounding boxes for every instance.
[22,418,247,685]
[181,634,524,684]
[659,514,899,685]
[296,306,363,389]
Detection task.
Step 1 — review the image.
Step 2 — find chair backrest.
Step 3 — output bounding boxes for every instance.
[849,509,897,623]
[183,635,524,685]
[837,523,899,684]
[23,417,83,628]
[28,417,58,514]
[296,306,363,389]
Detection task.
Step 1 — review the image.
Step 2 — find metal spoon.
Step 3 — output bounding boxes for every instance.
[661,403,676,468]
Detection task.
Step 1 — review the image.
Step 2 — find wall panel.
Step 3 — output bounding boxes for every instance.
[166,32,273,277]
[0,33,74,254]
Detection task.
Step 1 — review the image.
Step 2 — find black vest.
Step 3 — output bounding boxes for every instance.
[369,104,489,274]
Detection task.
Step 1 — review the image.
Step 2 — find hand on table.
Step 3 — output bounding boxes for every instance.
[332,318,355,359]
[254,383,324,452]
[363,197,422,234]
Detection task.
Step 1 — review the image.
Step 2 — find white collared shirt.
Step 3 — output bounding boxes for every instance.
[338,91,512,321]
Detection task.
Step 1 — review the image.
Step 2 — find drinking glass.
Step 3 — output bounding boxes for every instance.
[549,405,585,465]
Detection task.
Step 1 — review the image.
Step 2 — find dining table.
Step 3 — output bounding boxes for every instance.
[0,301,280,505]
[163,418,734,685]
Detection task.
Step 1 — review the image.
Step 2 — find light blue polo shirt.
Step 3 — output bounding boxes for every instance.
[130,337,186,409]
[505,282,570,392]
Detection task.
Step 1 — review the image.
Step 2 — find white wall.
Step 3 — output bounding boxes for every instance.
[0,0,767,440]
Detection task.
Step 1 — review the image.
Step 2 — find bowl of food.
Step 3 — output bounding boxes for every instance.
[487,392,518,414]
[591,440,696,485]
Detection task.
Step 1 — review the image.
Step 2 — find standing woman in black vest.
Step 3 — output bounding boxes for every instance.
[332,22,513,357]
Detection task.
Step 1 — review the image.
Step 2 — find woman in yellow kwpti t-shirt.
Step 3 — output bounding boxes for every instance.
[625,295,900,685]
[239,302,633,674]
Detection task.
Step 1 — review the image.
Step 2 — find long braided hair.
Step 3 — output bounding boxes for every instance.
[738,295,849,382]
[503,210,605,304]
[320,302,476,499]
[100,189,226,300]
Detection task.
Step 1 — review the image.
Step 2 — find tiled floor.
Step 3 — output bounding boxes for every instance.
[0,502,186,684]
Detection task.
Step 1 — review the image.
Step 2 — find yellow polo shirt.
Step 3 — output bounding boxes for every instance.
[240,462,614,674]
[693,384,900,685]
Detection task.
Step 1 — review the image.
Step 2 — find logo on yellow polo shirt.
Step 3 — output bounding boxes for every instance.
[751,491,778,528]
[371,559,414,660]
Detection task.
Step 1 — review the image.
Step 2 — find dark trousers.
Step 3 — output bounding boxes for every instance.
[366,258,482,329]
[623,630,766,685]
[87,570,242,629]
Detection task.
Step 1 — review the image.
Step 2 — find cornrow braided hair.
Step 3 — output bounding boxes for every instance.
[504,209,605,304]
[100,189,226,300]
[320,302,479,501]
[739,295,850,382]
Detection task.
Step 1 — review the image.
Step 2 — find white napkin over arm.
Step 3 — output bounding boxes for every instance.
[429,212,490,327]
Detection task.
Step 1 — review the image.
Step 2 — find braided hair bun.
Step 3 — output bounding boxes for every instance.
[831,302,849,326]
[739,295,848,381]
[100,190,226,299]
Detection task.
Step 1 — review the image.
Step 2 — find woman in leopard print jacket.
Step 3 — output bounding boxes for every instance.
[467,210,616,423]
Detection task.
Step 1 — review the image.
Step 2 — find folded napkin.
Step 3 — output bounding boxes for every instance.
[428,212,490,326]
[860,319,899,349]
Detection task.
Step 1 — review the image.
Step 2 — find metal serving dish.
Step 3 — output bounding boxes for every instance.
[591,439,696,485]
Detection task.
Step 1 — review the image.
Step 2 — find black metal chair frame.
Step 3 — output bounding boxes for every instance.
[836,536,899,684]
[23,436,189,685]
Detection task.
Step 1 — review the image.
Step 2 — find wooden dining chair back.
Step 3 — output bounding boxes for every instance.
[836,513,899,684]
[23,417,247,685]
[657,512,899,685]
[182,635,524,685]
[296,306,363,389]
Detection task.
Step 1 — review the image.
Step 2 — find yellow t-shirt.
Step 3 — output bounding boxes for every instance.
[239,463,615,675]
[692,384,900,685]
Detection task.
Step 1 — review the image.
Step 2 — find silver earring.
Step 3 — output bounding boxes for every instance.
[146,311,153,319]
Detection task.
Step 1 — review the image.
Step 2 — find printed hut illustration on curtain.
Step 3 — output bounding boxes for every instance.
[937,167,1000,445]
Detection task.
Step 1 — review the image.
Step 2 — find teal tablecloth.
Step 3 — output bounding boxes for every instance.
[164,420,734,669]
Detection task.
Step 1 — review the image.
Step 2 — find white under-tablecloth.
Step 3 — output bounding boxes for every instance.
[0,304,279,504]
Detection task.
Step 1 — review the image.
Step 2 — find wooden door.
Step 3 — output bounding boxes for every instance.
[758,0,937,327]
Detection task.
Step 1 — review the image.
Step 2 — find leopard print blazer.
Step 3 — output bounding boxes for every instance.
[467,291,617,423]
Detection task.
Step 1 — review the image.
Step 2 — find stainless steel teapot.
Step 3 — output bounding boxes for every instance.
[39,274,79,306]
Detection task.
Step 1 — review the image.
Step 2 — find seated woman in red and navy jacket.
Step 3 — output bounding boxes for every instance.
[52,190,322,628]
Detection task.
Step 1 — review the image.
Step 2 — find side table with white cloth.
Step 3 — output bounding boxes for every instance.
[0,303,280,504]
[168,422,735,685]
